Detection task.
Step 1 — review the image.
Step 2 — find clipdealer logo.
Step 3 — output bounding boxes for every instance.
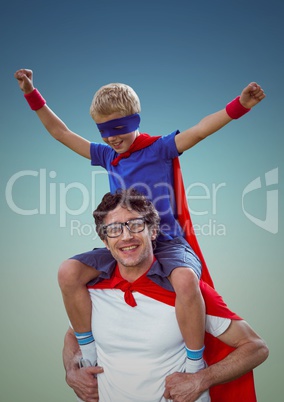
[4,169,113,227]
[5,168,279,236]
[242,168,279,234]
[5,169,228,238]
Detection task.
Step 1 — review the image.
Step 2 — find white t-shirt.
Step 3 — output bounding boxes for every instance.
[89,288,231,402]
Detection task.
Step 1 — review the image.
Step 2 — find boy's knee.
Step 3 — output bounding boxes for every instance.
[170,267,200,296]
[58,259,99,291]
[58,259,81,289]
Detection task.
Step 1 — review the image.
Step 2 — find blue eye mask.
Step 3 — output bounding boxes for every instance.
[97,113,140,138]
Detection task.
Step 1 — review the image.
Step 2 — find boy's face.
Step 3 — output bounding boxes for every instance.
[96,113,139,154]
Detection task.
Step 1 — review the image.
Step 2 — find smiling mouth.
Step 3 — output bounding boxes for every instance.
[121,245,138,251]
[111,140,123,148]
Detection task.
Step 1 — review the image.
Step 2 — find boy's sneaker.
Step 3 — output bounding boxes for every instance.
[76,358,96,402]
[79,358,93,368]
[185,359,210,401]
[196,390,211,401]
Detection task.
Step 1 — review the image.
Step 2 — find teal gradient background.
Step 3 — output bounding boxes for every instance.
[1,0,283,400]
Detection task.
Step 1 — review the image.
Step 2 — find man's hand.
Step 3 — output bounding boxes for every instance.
[14,69,34,94]
[239,82,266,109]
[66,364,103,402]
[163,371,206,402]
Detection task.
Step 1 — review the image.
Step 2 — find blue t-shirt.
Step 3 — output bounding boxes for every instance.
[90,131,184,241]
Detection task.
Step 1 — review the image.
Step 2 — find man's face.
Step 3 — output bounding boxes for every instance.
[102,205,157,271]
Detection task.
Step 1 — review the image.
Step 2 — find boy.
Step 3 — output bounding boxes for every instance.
[14,69,265,402]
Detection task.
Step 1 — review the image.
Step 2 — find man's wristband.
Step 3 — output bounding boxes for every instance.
[24,88,46,111]
[226,96,251,119]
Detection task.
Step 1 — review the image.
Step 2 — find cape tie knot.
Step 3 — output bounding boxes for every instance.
[115,280,137,307]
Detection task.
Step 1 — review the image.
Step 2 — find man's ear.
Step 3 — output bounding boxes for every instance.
[150,227,158,241]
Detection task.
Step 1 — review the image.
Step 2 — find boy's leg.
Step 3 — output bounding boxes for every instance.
[169,268,210,401]
[58,259,101,365]
[168,267,206,370]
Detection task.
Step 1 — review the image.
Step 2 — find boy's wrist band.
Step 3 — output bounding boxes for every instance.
[24,88,46,110]
[226,96,251,119]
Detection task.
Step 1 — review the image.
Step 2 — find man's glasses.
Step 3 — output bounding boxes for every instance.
[103,218,146,238]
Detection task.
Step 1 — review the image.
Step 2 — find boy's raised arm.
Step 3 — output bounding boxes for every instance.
[175,82,265,154]
[14,69,91,159]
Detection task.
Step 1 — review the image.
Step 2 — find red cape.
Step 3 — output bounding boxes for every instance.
[173,156,256,401]
[110,133,257,401]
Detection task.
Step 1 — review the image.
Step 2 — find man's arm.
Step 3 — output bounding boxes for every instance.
[63,327,103,402]
[175,82,265,153]
[14,69,91,159]
[164,320,269,402]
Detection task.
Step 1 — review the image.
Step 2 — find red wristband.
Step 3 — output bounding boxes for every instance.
[24,88,46,111]
[226,96,250,119]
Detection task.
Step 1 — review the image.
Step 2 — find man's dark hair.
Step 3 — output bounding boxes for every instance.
[93,188,160,245]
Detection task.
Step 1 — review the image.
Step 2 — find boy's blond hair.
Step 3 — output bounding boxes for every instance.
[90,83,141,121]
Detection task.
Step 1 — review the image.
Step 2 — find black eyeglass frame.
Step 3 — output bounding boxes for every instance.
[102,217,146,238]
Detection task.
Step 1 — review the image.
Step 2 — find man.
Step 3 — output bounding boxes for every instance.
[63,189,268,402]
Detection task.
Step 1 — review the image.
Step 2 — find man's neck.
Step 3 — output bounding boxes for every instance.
[117,255,154,283]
